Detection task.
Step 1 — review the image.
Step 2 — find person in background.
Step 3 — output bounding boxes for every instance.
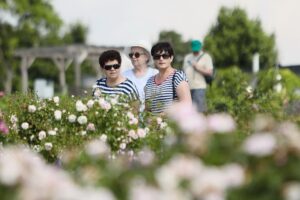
[145,42,192,115]
[123,41,158,110]
[183,40,214,112]
[92,50,139,105]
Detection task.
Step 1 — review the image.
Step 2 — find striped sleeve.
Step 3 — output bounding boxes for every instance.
[174,70,188,89]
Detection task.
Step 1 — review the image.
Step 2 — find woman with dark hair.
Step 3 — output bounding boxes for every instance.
[145,42,192,114]
[93,50,139,103]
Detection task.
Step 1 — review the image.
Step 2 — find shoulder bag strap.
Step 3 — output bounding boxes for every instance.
[172,70,177,100]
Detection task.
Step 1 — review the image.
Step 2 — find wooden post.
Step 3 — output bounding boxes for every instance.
[52,57,73,94]
[74,50,88,89]
[20,56,35,94]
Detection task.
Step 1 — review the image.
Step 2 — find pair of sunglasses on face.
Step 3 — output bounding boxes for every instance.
[153,54,171,60]
[128,52,145,59]
[103,64,121,70]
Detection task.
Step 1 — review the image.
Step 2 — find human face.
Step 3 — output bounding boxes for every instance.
[153,51,173,70]
[102,60,121,80]
[129,47,149,67]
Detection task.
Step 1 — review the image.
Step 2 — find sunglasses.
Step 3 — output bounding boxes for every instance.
[129,52,144,59]
[103,64,121,70]
[153,54,171,60]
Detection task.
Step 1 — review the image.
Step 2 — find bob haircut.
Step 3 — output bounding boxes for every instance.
[151,42,174,57]
[98,50,121,68]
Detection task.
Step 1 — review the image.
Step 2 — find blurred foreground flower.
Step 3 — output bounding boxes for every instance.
[207,113,236,133]
[243,132,277,157]
[167,102,207,134]
[0,120,9,134]
[0,146,116,200]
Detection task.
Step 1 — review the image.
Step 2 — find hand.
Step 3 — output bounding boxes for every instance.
[191,61,197,69]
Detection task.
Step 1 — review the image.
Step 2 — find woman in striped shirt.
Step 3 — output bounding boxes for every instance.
[145,42,192,114]
[93,50,139,105]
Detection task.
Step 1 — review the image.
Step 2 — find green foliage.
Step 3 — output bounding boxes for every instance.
[63,22,88,44]
[206,67,294,131]
[1,93,169,162]
[0,0,90,94]
[204,7,277,71]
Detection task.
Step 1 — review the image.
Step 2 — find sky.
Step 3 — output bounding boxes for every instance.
[51,0,300,66]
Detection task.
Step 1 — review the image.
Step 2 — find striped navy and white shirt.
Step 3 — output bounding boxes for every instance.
[145,70,188,114]
[93,78,139,102]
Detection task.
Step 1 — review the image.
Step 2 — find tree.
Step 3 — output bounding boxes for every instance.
[63,22,88,44]
[0,1,91,94]
[204,7,277,71]
[0,0,62,93]
[157,30,190,69]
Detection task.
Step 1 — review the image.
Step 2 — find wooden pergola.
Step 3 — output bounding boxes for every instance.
[14,44,124,94]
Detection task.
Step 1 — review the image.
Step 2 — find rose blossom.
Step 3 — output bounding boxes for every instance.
[54,110,62,121]
[207,113,236,133]
[86,123,96,131]
[48,130,57,136]
[76,100,87,112]
[137,128,146,138]
[44,142,53,151]
[0,121,9,134]
[68,114,77,123]
[28,105,37,113]
[21,122,29,130]
[243,132,277,157]
[119,143,126,150]
[77,115,88,125]
[100,134,107,142]
[93,87,101,97]
[10,115,18,123]
[128,130,138,140]
[53,96,60,104]
[38,131,46,140]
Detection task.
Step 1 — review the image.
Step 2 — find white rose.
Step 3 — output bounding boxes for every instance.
[77,115,88,125]
[21,122,29,130]
[119,143,126,150]
[44,142,53,151]
[38,131,46,140]
[93,87,101,97]
[137,128,147,138]
[243,132,276,157]
[54,110,62,120]
[100,134,107,142]
[87,100,94,108]
[76,100,87,112]
[10,115,18,123]
[53,96,60,104]
[28,105,36,113]
[30,135,35,141]
[86,123,96,131]
[68,114,77,123]
[110,98,118,105]
[156,117,162,124]
[48,130,57,136]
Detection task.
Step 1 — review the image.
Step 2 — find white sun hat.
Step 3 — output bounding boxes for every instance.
[125,40,153,65]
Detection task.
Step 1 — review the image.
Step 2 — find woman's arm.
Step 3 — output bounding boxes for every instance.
[176,81,192,104]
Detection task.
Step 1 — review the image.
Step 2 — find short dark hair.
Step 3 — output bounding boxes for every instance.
[98,50,121,68]
[151,42,174,57]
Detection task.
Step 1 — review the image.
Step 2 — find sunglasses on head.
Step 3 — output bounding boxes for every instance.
[103,64,121,70]
[129,52,144,59]
[153,54,171,60]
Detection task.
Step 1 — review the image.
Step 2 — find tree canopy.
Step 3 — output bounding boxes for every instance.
[0,0,88,93]
[204,7,277,71]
